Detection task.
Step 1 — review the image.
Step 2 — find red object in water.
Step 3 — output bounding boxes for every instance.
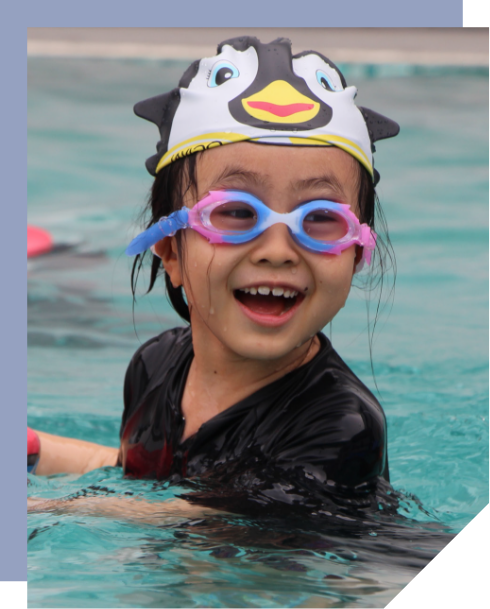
[28,427,41,474]
[27,225,54,258]
[28,427,40,456]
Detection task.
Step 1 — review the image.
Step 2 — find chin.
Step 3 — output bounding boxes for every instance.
[225,331,314,362]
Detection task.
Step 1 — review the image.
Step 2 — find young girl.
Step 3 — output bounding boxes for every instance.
[28,36,399,519]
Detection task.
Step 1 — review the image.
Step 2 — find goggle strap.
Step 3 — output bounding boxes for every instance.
[159,208,190,237]
[126,208,189,255]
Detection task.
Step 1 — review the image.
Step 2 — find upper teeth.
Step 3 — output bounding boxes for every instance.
[239,286,298,298]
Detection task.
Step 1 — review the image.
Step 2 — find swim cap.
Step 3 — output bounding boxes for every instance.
[135,37,400,185]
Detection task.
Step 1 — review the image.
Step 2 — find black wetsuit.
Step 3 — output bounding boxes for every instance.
[118,327,390,515]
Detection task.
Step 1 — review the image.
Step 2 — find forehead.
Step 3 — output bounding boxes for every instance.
[195,142,360,195]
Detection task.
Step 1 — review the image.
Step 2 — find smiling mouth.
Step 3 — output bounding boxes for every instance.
[233,286,304,316]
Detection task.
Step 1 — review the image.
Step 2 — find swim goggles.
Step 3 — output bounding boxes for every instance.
[126,190,376,270]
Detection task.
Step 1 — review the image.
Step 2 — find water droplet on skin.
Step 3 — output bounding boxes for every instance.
[291,268,297,275]
[209,307,215,314]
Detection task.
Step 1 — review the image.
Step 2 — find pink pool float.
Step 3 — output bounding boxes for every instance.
[27,225,54,258]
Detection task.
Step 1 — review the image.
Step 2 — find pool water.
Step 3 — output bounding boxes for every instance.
[28,57,488,608]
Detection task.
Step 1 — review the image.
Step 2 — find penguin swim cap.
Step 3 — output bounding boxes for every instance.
[135,36,399,185]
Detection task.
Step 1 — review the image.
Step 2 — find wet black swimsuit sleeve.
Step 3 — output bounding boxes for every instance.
[115,345,151,467]
[116,328,191,469]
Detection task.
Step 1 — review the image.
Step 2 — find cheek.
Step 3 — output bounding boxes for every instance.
[180,236,242,306]
[315,249,355,303]
[181,241,211,304]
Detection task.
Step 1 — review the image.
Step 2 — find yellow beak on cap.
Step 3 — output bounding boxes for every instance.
[242,80,320,124]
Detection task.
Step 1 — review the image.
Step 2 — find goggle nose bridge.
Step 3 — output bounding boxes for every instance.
[256,206,304,235]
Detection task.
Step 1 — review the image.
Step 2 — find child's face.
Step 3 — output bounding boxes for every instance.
[160,142,361,362]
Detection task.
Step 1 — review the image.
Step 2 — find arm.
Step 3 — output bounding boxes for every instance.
[30,342,151,477]
[27,495,225,525]
[33,429,118,476]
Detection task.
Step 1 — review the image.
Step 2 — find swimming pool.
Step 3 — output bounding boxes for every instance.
[28,57,488,607]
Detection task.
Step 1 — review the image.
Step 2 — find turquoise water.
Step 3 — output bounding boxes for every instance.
[28,57,488,607]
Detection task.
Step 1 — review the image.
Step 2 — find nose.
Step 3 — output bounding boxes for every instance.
[249,223,301,267]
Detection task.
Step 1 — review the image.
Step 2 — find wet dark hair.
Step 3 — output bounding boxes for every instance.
[130,149,396,367]
[131,154,198,323]
[354,160,397,382]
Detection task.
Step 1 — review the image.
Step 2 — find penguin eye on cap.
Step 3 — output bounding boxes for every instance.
[208,61,240,88]
[316,69,342,92]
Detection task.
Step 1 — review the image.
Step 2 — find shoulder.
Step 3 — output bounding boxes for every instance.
[121,326,191,435]
[272,334,389,483]
[127,325,192,381]
[296,333,385,423]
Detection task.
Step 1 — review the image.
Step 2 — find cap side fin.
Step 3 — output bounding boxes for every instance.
[134,89,182,176]
[134,91,176,127]
[359,107,400,143]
